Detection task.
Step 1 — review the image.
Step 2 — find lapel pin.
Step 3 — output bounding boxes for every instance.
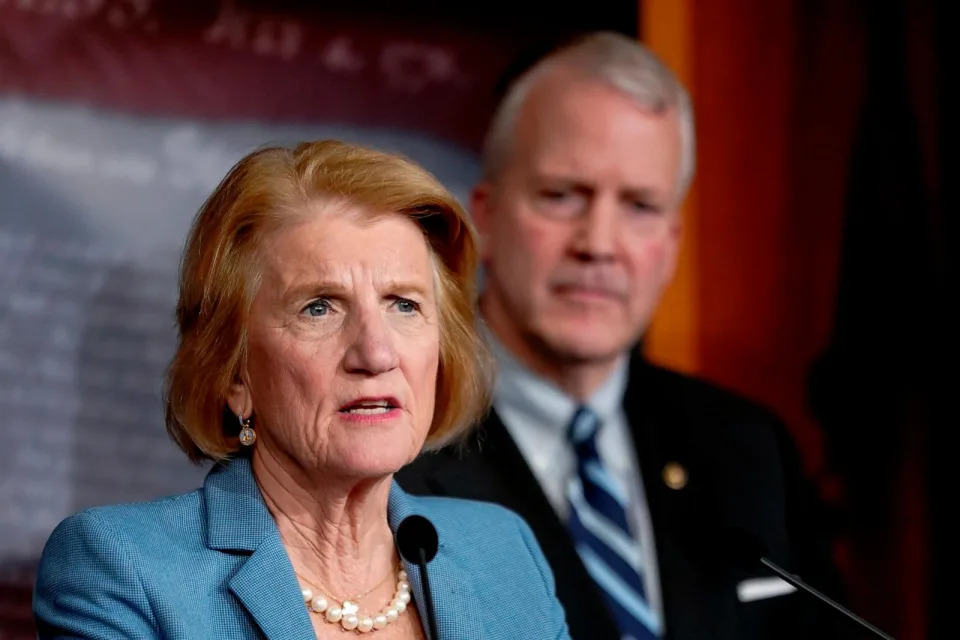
[662,461,688,490]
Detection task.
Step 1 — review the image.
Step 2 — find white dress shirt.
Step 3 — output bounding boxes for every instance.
[487,334,665,628]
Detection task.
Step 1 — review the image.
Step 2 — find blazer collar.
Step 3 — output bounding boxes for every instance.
[204,458,483,640]
[204,456,274,552]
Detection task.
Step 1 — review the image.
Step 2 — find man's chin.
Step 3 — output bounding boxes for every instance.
[540,331,630,365]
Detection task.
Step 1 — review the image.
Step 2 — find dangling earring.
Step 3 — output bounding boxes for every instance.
[238,414,257,446]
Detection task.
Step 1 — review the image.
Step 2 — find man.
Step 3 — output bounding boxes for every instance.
[397,32,843,640]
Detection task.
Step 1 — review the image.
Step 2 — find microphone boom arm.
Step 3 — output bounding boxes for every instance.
[759,557,896,640]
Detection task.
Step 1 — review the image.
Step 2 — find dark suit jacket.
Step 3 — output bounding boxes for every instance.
[396,355,846,640]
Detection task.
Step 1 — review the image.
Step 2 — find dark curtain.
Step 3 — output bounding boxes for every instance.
[808,0,947,637]
[928,1,955,637]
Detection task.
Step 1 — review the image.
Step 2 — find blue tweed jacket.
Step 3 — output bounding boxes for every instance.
[34,457,570,639]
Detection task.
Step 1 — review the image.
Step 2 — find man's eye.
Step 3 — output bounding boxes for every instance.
[303,299,331,317]
[631,201,661,214]
[536,189,585,220]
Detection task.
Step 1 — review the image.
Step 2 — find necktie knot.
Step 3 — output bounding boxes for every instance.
[568,405,600,447]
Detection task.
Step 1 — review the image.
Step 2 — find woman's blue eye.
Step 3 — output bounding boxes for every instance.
[304,299,330,317]
[395,299,418,313]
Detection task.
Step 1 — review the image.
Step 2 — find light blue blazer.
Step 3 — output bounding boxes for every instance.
[34,457,570,639]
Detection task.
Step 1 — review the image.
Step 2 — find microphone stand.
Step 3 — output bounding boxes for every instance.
[418,547,439,640]
[396,515,441,640]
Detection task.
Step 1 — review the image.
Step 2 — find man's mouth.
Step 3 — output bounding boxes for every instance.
[554,284,622,300]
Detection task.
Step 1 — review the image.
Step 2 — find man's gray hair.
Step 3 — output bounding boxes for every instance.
[481,31,697,203]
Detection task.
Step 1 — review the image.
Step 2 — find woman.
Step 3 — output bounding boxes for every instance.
[34,141,570,639]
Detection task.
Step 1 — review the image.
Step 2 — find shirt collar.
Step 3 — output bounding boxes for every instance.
[485,326,629,431]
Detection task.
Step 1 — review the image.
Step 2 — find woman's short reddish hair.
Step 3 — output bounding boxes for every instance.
[164,140,491,462]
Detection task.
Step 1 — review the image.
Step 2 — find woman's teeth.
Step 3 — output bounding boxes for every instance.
[344,406,390,414]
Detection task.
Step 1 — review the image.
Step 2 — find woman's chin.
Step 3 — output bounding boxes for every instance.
[323,433,421,480]
[332,456,410,481]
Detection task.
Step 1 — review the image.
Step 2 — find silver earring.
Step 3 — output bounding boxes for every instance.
[238,414,257,446]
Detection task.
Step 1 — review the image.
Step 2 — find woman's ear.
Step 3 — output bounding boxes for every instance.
[227,375,253,420]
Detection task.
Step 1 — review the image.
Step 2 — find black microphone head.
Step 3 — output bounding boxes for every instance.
[395,515,438,565]
[718,526,769,571]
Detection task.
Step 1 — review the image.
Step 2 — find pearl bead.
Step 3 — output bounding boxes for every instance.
[301,588,312,602]
[385,607,399,623]
[398,590,411,605]
[397,580,410,592]
[394,599,407,613]
[373,614,388,629]
[398,570,408,581]
[341,614,359,630]
[310,596,328,613]
[358,617,374,632]
[325,606,342,623]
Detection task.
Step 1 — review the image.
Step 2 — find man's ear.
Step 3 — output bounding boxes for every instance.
[661,213,684,286]
[470,182,494,261]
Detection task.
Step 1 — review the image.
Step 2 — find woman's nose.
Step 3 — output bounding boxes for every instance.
[342,309,400,375]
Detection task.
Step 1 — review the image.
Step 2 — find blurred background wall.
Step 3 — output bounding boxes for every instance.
[1,1,950,638]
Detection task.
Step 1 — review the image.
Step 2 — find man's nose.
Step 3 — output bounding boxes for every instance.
[570,196,618,261]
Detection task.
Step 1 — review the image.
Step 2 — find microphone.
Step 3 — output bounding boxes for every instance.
[395,515,440,640]
[722,527,896,640]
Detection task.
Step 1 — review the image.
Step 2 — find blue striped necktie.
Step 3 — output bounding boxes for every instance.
[566,406,660,639]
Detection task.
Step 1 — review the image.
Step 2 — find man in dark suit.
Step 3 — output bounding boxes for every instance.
[397,32,844,640]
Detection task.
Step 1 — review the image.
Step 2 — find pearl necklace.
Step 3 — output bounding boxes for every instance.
[300,567,412,633]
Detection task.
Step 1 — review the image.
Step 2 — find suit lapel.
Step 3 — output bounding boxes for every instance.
[388,483,484,640]
[412,413,620,640]
[625,357,732,640]
[204,458,315,640]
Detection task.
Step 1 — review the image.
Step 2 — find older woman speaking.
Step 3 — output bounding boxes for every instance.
[34,141,570,640]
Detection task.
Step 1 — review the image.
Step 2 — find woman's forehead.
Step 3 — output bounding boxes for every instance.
[258,213,434,292]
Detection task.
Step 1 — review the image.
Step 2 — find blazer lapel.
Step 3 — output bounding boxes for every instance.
[388,482,484,640]
[228,539,315,640]
[204,458,315,640]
